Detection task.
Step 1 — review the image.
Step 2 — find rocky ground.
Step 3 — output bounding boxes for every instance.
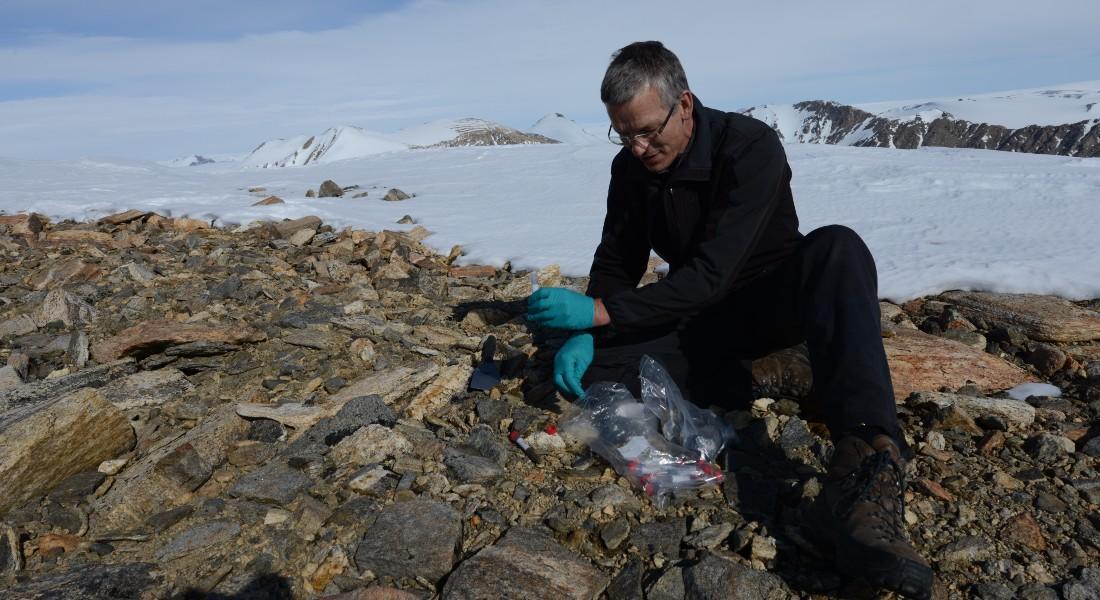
[0,207,1098,600]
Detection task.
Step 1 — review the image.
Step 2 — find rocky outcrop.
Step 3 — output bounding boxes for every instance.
[411,118,560,149]
[940,291,1100,343]
[1,211,1098,599]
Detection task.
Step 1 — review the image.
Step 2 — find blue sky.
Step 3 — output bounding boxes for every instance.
[2,0,1099,159]
[0,0,410,44]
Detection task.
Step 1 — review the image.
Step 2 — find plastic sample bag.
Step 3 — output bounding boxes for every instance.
[561,355,733,507]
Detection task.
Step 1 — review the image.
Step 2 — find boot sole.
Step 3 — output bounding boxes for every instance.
[802,505,934,600]
[838,554,934,600]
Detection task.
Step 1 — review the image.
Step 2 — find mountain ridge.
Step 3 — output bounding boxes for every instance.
[743,100,1100,157]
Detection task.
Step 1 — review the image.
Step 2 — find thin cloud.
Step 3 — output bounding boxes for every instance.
[1,0,1098,159]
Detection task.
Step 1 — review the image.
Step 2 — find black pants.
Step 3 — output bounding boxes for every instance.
[582,225,899,442]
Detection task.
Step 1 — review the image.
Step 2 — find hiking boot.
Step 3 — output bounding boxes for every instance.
[811,434,934,600]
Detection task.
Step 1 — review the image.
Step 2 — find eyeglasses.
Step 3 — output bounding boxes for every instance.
[608,102,678,146]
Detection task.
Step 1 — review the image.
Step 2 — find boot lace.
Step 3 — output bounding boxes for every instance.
[836,451,907,538]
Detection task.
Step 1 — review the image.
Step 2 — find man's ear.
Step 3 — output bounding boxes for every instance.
[679,90,693,120]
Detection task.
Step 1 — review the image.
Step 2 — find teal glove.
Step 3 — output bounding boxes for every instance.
[554,333,593,398]
[527,287,595,330]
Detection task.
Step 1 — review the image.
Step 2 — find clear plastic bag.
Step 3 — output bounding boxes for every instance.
[561,355,733,507]
[639,355,729,463]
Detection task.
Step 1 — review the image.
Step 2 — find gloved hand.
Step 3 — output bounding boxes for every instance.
[527,287,595,330]
[554,333,593,398]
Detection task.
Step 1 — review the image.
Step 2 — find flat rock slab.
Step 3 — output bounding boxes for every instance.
[355,498,461,585]
[629,519,686,558]
[91,405,246,534]
[44,230,113,245]
[941,291,1100,343]
[99,368,194,410]
[228,461,313,505]
[0,314,38,338]
[442,526,608,600]
[272,215,322,237]
[25,259,103,291]
[884,327,1034,402]
[909,391,1035,429]
[0,359,136,412]
[5,562,166,600]
[937,535,995,570]
[155,520,241,562]
[683,553,791,599]
[282,329,347,351]
[443,448,505,484]
[92,320,266,363]
[98,209,150,226]
[236,402,325,429]
[330,362,441,405]
[0,388,134,515]
[404,363,473,421]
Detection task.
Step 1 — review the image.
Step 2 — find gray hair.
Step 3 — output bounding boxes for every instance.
[600,41,689,109]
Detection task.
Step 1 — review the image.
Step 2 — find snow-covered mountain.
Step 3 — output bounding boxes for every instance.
[158,153,247,168]
[242,126,407,169]
[242,118,559,168]
[526,113,603,145]
[855,81,1100,128]
[390,117,557,148]
[160,154,216,168]
[742,81,1100,157]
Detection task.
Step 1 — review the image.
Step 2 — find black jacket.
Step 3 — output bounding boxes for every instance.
[586,96,802,332]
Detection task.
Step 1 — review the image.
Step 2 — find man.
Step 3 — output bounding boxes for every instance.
[527,41,933,599]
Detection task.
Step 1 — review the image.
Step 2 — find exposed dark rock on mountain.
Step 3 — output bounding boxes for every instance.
[744,100,1100,157]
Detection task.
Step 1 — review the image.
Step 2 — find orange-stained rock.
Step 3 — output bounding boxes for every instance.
[252,195,285,206]
[45,230,113,245]
[1001,512,1047,551]
[35,533,85,555]
[1066,344,1100,363]
[92,320,266,363]
[97,209,149,226]
[978,431,1006,455]
[884,327,1034,403]
[0,212,45,236]
[914,478,955,502]
[941,291,1100,343]
[146,214,172,229]
[170,217,211,232]
[273,215,322,237]
[449,265,497,278]
[24,259,104,291]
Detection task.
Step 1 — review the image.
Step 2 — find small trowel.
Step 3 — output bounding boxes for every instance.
[468,335,501,391]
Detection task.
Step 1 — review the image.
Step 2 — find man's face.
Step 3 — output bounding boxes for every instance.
[606,86,693,173]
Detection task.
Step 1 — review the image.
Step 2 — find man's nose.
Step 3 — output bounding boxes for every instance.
[629,139,649,157]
